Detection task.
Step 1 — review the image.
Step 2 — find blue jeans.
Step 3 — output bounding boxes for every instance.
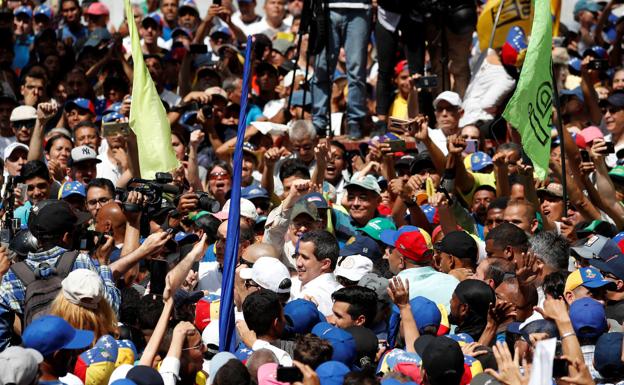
[311,8,371,137]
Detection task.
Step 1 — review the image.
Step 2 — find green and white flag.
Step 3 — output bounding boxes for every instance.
[502,0,553,180]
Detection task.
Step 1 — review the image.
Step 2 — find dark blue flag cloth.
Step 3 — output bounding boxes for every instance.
[219,35,253,352]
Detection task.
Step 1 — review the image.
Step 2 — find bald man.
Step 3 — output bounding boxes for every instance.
[234,243,282,309]
[94,202,127,263]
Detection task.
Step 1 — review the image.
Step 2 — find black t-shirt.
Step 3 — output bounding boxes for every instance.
[606,300,624,324]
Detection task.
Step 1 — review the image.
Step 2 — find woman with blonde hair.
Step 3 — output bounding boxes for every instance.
[50,268,118,342]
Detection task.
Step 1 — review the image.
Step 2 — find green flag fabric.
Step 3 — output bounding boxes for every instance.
[502,0,553,180]
[124,0,179,179]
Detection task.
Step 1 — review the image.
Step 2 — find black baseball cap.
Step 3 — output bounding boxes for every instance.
[410,152,435,174]
[434,230,478,264]
[28,200,90,239]
[420,336,465,385]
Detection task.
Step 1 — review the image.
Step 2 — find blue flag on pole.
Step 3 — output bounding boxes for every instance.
[219,36,253,353]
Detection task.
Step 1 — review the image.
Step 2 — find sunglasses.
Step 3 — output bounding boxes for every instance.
[12,119,36,130]
[209,171,229,181]
[602,106,623,114]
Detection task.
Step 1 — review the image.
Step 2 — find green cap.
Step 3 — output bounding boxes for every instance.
[358,217,396,241]
[609,166,624,181]
[345,174,382,195]
[289,200,319,221]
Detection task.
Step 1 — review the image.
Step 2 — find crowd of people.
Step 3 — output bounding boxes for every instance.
[0,0,623,384]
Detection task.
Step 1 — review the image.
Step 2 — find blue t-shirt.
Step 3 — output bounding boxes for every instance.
[13,34,34,71]
[14,201,32,228]
[201,243,217,262]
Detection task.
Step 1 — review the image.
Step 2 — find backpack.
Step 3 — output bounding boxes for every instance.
[11,251,79,326]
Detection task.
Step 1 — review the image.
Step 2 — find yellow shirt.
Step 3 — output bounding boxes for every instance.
[389,94,408,119]
[459,171,497,204]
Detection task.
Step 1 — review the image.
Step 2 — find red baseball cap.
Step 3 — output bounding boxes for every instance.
[85,2,109,15]
[395,231,431,262]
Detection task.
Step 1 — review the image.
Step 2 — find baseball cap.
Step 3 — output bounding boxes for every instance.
[396,154,415,169]
[0,346,43,385]
[13,5,32,18]
[257,363,288,385]
[210,25,231,38]
[435,231,478,263]
[470,373,503,385]
[594,332,624,379]
[86,2,109,15]
[126,365,165,385]
[312,323,357,365]
[358,217,396,241]
[242,185,269,200]
[537,182,564,199]
[272,39,294,56]
[70,145,101,166]
[60,181,86,199]
[468,152,493,172]
[171,27,192,39]
[65,98,95,114]
[316,361,350,385]
[574,0,601,15]
[411,152,435,174]
[339,234,382,260]
[195,294,221,331]
[291,90,312,107]
[85,27,112,47]
[572,235,623,260]
[345,326,378,366]
[22,315,94,357]
[569,297,607,339]
[28,199,90,239]
[380,224,432,248]
[102,111,124,123]
[303,192,329,209]
[576,126,603,147]
[393,231,431,262]
[173,289,204,308]
[335,254,373,282]
[607,91,624,108]
[255,61,279,77]
[4,142,28,162]
[407,296,441,333]
[578,220,617,239]
[62,269,104,310]
[579,240,624,281]
[433,91,462,109]
[205,86,228,101]
[283,299,326,335]
[609,165,624,182]
[34,4,52,19]
[179,0,199,14]
[289,199,319,221]
[10,105,36,122]
[142,12,163,27]
[561,87,585,102]
[239,257,291,294]
[564,267,616,293]
[213,198,258,222]
[420,336,465,385]
[345,174,381,195]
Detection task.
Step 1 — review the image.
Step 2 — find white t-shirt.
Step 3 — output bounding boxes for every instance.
[291,273,343,316]
[96,151,122,187]
[231,11,262,37]
[416,127,450,156]
[198,261,222,295]
[246,18,290,39]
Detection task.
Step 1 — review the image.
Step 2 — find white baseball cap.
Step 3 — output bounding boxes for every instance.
[213,198,258,222]
[3,142,28,161]
[335,254,373,282]
[433,91,462,109]
[0,346,43,385]
[61,269,104,309]
[9,105,37,122]
[70,145,102,166]
[239,257,291,294]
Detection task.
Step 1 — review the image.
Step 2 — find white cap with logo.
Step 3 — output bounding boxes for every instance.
[214,198,258,222]
[433,91,462,109]
[335,254,374,282]
[239,257,291,294]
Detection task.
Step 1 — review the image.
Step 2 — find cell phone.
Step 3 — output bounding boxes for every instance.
[213,0,222,5]
[189,44,208,54]
[102,121,130,137]
[17,183,28,204]
[387,139,406,153]
[276,366,303,383]
[416,75,438,89]
[552,357,569,378]
[465,139,478,154]
[588,59,608,71]
[600,141,615,155]
[580,149,590,162]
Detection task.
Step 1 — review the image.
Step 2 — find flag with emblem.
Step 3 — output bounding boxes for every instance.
[124,0,178,179]
[502,0,553,180]
[501,26,528,67]
[74,335,118,385]
[115,339,137,367]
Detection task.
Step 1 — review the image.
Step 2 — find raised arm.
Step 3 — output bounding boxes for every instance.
[28,102,58,161]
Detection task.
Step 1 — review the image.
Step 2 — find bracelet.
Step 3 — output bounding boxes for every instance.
[561,332,576,340]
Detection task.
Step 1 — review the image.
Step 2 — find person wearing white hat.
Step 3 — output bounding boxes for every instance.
[0,346,44,385]
[415,91,464,157]
[239,257,292,304]
[10,105,37,146]
[213,197,259,227]
[3,142,29,177]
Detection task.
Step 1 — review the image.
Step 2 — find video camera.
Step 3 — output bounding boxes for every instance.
[0,175,21,246]
[116,172,181,213]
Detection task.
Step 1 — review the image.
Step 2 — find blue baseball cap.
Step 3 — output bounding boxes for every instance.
[569,297,608,339]
[565,266,616,292]
[291,90,312,107]
[284,299,326,335]
[469,151,493,172]
[22,315,94,357]
[242,185,269,200]
[380,225,423,248]
[180,111,201,132]
[179,0,199,13]
[302,192,328,209]
[594,332,624,378]
[103,102,122,114]
[65,98,95,114]
[339,234,382,260]
[390,296,441,335]
[561,86,585,103]
[312,323,357,365]
[446,333,474,344]
[574,0,601,15]
[583,45,608,59]
[102,112,123,123]
[316,361,350,385]
[60,181,86,199]
[142,12,163,28]
[14,5,32,18]
[171,27,192,39]
[34,4,52,19]
[421,204,438,224]
[572,235,624,280]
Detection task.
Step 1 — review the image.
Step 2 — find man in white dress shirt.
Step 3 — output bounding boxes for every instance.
[293,230,343,316]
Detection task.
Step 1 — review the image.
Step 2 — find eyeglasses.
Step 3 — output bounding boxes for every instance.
[244,279,260,289]
[87,197,112,207]
[7,152,27,162]
[209,171,230,181]
[603,106,623,115]
[182,341,205,351]
[435,106,459,113]
[11,119,36,130]
[238,257,254,267]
